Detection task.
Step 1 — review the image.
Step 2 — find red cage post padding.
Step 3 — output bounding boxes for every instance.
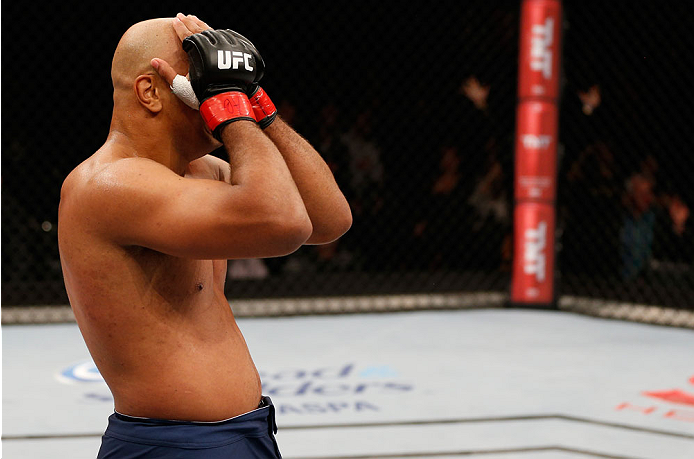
[511,202,555,304]
[512,0,562,306]
[515,101,558,201]
[518,0,562,100]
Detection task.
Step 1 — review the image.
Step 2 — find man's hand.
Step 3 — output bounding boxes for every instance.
[151,14,264,139]
[151,14,212,88]
[183,28,264,101]
[460,76,490,111]
[183,28,262,138]
[669,196,690,236]
[247,85,278,129]
[579,84,601,115]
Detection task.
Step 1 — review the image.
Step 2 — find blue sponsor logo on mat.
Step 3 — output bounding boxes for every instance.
[58,361,414,415]
[56,360,104,384]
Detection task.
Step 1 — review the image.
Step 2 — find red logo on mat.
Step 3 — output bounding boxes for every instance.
[615,375,694,423]
[642,389,694,406]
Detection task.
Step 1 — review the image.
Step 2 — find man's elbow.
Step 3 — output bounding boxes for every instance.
[288,212,314,248]
[330,206,353,240]
[306,205,353,245]
[272,206,313,255]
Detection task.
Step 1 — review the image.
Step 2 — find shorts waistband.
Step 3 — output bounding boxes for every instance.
[104,396,277,449]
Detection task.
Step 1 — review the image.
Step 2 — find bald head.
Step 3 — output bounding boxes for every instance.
[111,18,187,90]
[107,16,218,158]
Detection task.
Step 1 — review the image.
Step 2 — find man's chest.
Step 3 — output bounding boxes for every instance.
[130,248,227,300]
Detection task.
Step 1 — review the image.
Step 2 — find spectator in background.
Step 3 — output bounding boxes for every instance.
[468,158,509,228]
[559,81,610,177]
[340,108,386,269]
[636,154,662,190]
[578,84,602,116]
[457,74,495,158]
[411,144,476,270]
[652,193,693,270]
[460,75,491,115]
[312,103,357,271]
[342,109,384,208]
[620,156,693,282]
[467,153,512,271]
[285,102,357,273]
[620,173,657,281]
[665,196,691,240]
[658,194,692,251]
[316,103,352,203]
[560,140,622,276]
[564,141,621,203]
[406,73,511,271]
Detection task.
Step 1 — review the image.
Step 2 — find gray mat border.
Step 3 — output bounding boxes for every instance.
[3,292,693,329]
[4,413,692,441]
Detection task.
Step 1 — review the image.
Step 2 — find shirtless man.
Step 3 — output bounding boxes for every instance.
[58,14,351,458]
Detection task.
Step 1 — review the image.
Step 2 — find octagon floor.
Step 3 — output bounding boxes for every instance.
[3,308,694,458]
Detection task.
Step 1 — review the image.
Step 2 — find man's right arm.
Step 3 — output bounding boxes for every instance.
[82,121,311,260]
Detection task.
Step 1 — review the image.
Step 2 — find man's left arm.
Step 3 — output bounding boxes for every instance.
[263,116,352,244]
[164,14,351,244]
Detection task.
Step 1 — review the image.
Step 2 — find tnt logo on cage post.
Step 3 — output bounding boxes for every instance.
[521,134,552,150]
[514,101,558,201]
[518,0,561,99]
[529,17,554,79]
[511,202,555,303]
[523,221,547,282]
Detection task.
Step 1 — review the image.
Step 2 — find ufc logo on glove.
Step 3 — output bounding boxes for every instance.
[218,50,254,71]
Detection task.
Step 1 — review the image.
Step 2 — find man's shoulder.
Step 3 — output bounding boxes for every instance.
[63,154,165,197]
[188,153,230,182]
[60,155,166,224]
[60,156,96,206]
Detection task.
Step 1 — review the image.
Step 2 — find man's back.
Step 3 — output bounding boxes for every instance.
[59,147,262,421]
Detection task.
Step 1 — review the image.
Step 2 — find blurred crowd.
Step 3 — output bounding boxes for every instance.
[3,70,692,302]
[559,82,693,286]
[2,3,692,307]
[229,76,693,290]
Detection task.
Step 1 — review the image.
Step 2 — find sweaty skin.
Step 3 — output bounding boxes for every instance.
[58,16,349,422]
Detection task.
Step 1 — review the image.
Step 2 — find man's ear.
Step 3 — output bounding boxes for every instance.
[134,74,163,113]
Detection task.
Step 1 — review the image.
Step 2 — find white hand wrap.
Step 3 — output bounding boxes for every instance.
[170,74,200,110]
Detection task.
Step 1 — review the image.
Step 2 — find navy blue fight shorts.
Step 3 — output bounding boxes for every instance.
[97,396,281,459]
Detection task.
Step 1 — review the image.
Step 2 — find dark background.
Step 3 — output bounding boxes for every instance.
[2,1,693,309]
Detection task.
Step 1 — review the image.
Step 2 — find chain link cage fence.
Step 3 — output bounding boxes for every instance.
[556,1,694,324]
[2,1,692,327]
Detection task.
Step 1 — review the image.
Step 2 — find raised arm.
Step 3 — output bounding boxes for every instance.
[77,120,311,260]
[161,14,351,245]
[262,117,352,244]
[77,19,312,260]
